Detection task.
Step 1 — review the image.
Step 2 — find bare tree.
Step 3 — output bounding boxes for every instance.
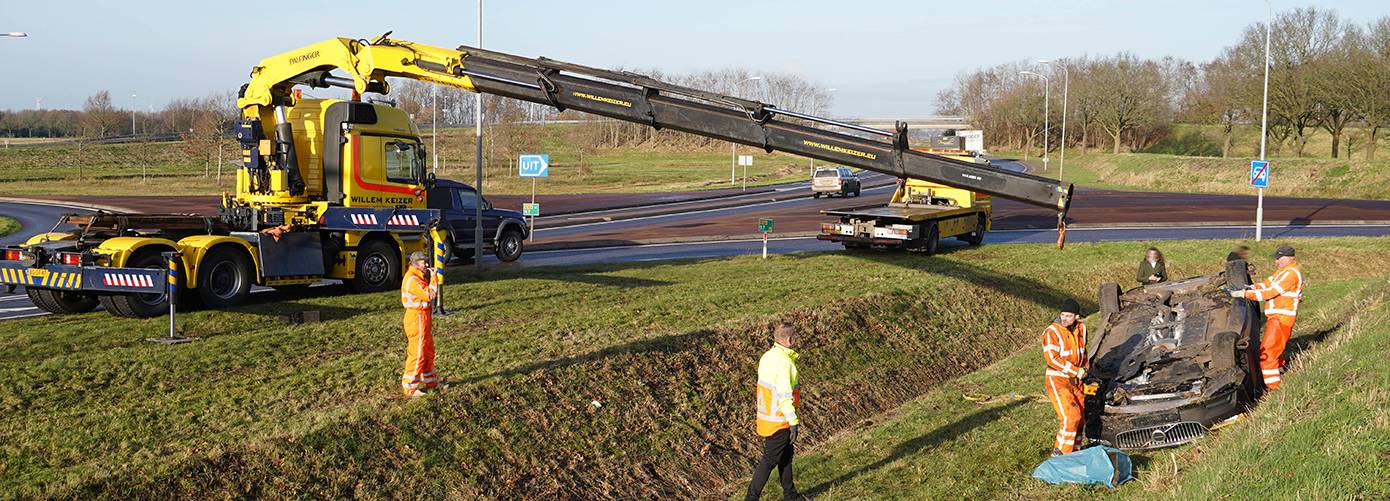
[79,91,122,138]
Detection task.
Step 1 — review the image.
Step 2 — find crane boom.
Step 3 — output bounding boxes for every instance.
[237,35,1072,215]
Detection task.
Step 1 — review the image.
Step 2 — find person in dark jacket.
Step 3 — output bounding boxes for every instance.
[1137,247,1167,285]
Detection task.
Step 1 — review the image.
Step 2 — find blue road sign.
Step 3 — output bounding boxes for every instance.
[519,154,550,178]
[1250,160,1270,188]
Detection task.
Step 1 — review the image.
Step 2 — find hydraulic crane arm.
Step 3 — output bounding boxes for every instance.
[238,34,1073,215]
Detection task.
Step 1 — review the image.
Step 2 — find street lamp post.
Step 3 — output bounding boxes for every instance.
[1256,0,1272,242]
[811,88,838,178]
[730,76,762,185]
[2,32,27,37]
[1020,71,1050,170]
[1039,60,1070,180]
[130,94,138,136]
[474,0,485,269]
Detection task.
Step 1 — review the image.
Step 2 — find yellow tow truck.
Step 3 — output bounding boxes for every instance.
[818,135,997,254]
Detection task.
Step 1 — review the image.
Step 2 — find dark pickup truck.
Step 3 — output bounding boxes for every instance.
[427,179,530,262]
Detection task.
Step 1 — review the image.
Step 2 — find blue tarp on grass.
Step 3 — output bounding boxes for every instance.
[1031,446,1135,489]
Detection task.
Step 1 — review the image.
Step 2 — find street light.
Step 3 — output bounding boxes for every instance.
[1038,59,1070,181]
[130,94,138,136]
[474,0,485,269]
[1020,70,1050,170]
[1256,0,1273,242]
[2,32,27,37]
[810,88,839,178]
[731,76,762,185]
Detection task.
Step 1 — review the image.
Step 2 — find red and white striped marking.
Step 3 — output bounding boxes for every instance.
[103,273,155,288]
[387,214,420,226]
[349,213,380,226]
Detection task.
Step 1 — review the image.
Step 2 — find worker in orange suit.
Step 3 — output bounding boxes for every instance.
[1043,298,1088,456]
[400,251,439,397]
[1230,245,1303,390]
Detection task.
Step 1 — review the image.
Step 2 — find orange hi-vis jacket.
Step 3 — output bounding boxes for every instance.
[1244,259,1303,318]
[401,267,437,310]
[755,343,800,437]
[1043,321,1088,380]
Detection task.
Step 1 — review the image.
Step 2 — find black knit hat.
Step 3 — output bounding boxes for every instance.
[1271,245,1295,259]
[1061,298,1080,315]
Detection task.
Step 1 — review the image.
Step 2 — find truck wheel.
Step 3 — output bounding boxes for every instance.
[196,246,253,309]
[99,251,176,318]
[350,239,400,293]
[26,288,99,314]
[842,242,869,251]
[1099,282,1121,315]
[917,224,940,255]
[495,228,524,262]
[959,214,987,246]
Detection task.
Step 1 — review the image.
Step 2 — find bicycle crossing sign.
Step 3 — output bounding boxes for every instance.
[1250,160,1270,188]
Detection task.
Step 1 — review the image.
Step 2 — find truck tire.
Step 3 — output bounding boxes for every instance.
[99,251,176,318]
[1099,282,1121,315]
[350,239,400,293]
[495,228,524,262]
[196,246,253,309]
[958,214,986,246]
[26,288,100,314]
[914,224,940,255]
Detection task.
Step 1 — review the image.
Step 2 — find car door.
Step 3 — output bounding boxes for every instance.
[427,186,470,248]
[455,187,481,248]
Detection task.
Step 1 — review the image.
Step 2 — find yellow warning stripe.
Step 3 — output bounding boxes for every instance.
[0,268,83,289]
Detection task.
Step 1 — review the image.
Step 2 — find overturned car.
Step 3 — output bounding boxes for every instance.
[1083,259,1266,450]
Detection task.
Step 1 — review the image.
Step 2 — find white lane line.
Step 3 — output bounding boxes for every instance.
[0,295,30,302]
[535,182,897,233]
[0,307,39,313]
[0,311,48,320]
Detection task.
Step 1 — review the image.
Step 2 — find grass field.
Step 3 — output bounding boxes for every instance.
[1002,124,1390,200]
[771,263,1390,499]
[0,125,824,197]
[3,237,1388,498]
[0,216,18,238]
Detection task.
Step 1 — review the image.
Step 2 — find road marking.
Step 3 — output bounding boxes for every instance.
[0,307,39,313]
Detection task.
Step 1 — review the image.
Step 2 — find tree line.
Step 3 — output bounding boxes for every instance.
[935,6,1390,160]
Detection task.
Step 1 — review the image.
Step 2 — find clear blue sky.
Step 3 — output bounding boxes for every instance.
[1,0,1384,116]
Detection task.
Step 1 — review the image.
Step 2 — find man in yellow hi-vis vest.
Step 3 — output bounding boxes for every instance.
[746,323,802,501]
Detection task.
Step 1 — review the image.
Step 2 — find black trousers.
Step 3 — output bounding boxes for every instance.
[746,428,798,501]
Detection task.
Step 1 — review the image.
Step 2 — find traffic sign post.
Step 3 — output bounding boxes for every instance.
[520,154,549,241]
[758,218,773,259]
[739,155,753,191]
[1250,160,1270,241]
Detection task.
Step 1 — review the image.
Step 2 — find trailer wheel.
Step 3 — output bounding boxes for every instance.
[26,288,100,314]
[196,247,253,309]
[99,251,175,318]
[350,239,399,293]
[1099,282,1121,315]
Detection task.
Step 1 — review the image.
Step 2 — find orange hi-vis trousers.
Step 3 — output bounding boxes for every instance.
[402,308,437,396]
[1260,315,1295,390]
[1046,375,1084,453]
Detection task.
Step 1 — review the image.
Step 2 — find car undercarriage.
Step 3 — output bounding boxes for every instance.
[1084,259,1264,449]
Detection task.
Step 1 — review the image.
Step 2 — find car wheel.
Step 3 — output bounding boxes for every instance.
[1099,282,1121,315]
[196,246,253,309]
[350,239,400,293]
[813,193,821,199]
[99,250,177,318]
[26,288,99,314]
[495,228,524,262]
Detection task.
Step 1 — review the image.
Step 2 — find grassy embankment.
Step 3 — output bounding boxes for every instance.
[0,124,823,197]
[2,237,1388,498]
[766,241,1390,499]
[0,216,18,238]
[1003,124,1390,200]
